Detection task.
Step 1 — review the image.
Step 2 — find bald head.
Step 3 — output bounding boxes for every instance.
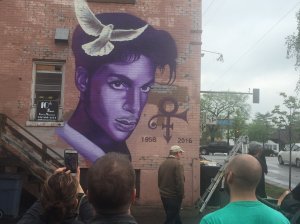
[226,154,262,191]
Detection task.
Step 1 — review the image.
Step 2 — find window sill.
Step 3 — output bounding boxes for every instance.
[26,121,64,127]
[87,0,135,3]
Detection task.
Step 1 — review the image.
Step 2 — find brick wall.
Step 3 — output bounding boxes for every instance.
[0,0,201,206]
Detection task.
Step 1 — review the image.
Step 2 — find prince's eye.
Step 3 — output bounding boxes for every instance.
[141,85,151,93]
[109,80,127,90]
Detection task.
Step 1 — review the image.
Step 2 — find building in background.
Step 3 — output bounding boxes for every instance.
[0,0,201,207]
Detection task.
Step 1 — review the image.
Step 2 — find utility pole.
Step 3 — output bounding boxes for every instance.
[227,111,230,146]
[288,107,292,190]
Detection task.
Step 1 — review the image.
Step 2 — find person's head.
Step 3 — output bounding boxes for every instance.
[248,142,263,157]
[72,13,177,142]
[40,172,79,222]
[169,145,184,159]
[224,154,262,195]
[87,152,136,214]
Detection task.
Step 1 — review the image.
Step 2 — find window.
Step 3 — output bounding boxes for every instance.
[27,61,65,126]
[87,0,135,3]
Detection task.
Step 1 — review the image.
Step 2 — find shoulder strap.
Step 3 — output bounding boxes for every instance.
[75,193,86,220]
[291,209,300,224]
[281,193,300,211]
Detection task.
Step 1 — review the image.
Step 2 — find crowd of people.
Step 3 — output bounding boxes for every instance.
[17,145,186,224]
[17,144,300,224]
[18,152,137,224]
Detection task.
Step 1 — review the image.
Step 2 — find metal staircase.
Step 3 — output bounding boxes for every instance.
[0,113,63,197]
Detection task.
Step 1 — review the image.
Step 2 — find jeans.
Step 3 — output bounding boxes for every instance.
[161,197,182,224]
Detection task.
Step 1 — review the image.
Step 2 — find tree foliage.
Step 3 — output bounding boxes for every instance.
[271,92,300,144]
[286,9,300,92]
[247,112,273,144]
[200,92,250,142]
[230,109,248,142]
[201,93,250,122]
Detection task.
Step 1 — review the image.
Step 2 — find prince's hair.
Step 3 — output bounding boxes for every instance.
[72,13,177,84]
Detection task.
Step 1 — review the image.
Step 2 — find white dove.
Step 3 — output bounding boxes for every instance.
[74,0,148,56]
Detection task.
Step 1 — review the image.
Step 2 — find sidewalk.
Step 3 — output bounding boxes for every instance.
[131,205,217,224]
[1,205,218,224]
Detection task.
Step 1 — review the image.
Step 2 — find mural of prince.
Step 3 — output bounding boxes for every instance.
[57,0,177,162]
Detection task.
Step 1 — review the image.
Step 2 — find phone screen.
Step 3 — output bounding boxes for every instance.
[64,150,78,173]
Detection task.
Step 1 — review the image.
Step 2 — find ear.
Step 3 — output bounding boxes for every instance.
[75,66,89,92]
[227,171,234,184]
[86,189,91,202]
[131,188,136,204]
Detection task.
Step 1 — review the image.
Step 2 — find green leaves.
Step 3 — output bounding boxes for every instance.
[272,92,300,128]
[271,92,300,144]
[200,92,250,142]
[286,10,300,92]
[247,112,273,143]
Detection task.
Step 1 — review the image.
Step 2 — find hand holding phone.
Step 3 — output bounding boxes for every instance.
[64,150,78,174]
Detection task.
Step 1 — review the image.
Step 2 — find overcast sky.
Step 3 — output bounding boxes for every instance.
[201,0,300,119]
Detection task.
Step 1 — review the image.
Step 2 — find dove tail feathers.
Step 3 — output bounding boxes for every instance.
[82,41,114,56]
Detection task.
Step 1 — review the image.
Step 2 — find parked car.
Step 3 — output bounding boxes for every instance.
[249,141,279,157]
[278,144,300,167]
[262,147,278,157]
[200,141,233,155]
[199,155,219,166]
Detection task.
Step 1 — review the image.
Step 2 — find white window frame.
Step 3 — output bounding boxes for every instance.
[26,61,65,126]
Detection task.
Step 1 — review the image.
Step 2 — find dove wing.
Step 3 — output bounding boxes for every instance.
[74,0,105,36]
[82,38,114,56]
[110,24,148,41]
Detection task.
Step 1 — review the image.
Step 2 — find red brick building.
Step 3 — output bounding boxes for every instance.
[0,0,201,207]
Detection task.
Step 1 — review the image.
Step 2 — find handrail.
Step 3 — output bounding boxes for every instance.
[0,113,63,165]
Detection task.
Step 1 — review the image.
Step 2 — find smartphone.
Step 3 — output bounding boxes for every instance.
[64,149,78,174]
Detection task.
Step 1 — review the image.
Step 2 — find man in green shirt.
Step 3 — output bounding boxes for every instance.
[200,154,289,224]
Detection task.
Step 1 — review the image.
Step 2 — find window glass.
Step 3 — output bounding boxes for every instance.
[30,61,64,122]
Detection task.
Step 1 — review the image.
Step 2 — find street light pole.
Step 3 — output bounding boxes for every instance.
[227,111,230,146]
[288,107,292,190]
[201,49,224,62]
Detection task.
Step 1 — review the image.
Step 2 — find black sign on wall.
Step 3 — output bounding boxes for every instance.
[36,100,58,121]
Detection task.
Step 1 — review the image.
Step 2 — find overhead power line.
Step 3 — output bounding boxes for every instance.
[203,0,218,16]
[209,1,300,88]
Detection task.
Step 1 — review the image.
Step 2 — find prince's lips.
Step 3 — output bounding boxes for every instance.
[115,118,138,132]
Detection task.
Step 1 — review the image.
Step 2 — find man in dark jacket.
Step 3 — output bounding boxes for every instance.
[87,152,137,224]
[158,145,185,224]
[248,142,268,198]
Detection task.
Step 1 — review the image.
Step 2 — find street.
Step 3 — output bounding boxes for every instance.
[265,156,299,189]
[204,154,300,189]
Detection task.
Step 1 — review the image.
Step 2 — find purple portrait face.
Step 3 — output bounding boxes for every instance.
[86,55,155,142]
